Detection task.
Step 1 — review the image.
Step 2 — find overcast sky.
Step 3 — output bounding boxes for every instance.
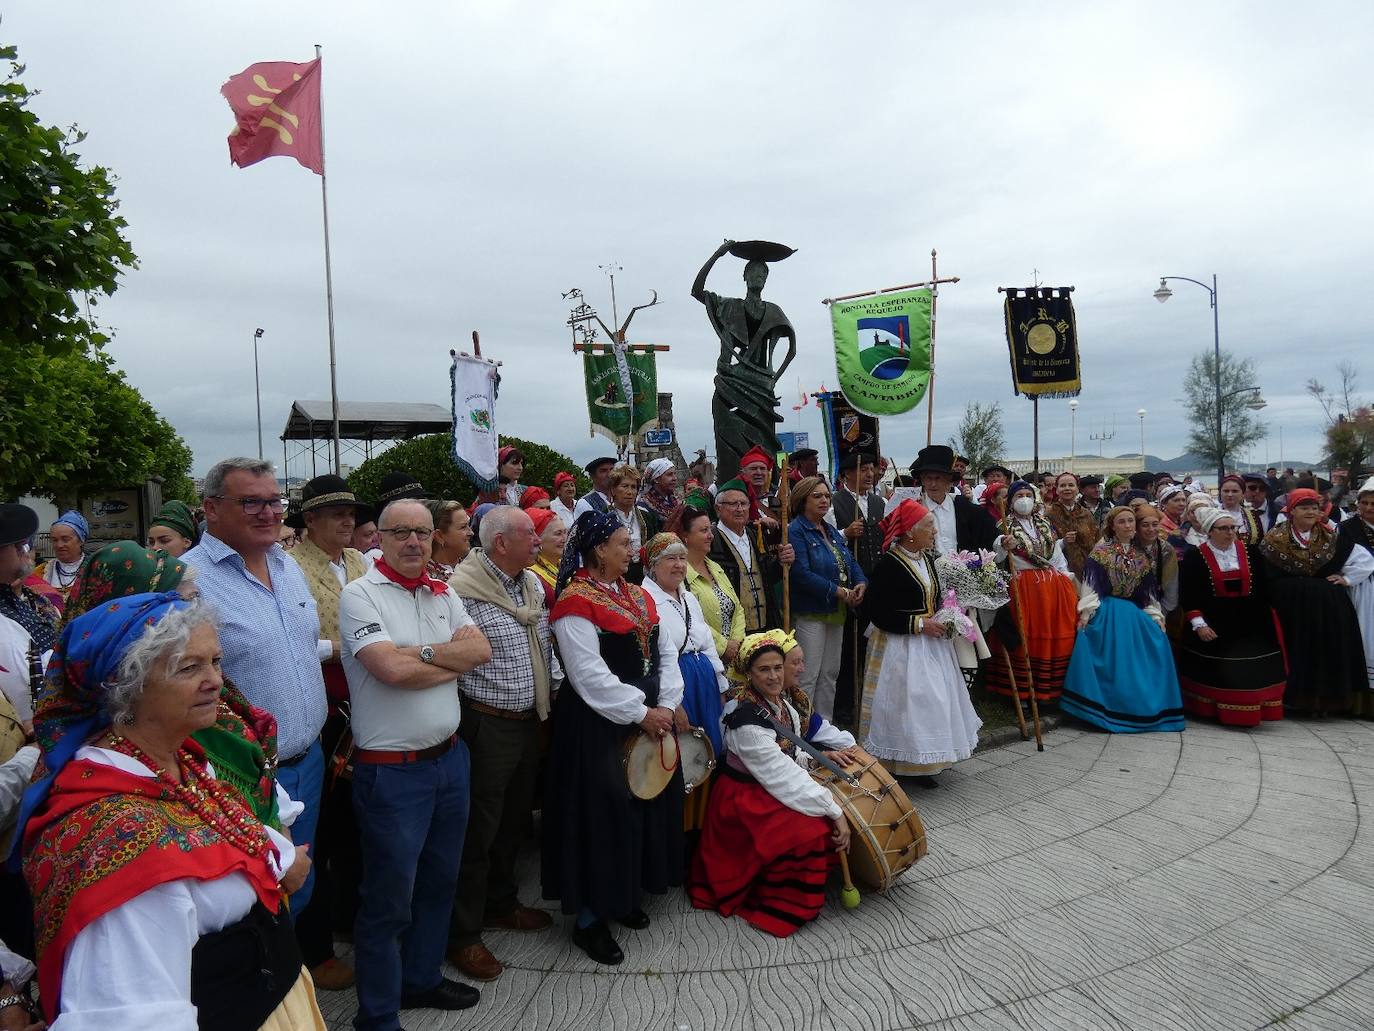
[9,1,1372,483]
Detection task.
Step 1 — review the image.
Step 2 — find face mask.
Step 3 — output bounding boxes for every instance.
[1013,497,1035,516]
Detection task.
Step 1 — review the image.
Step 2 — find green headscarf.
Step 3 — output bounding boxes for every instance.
[150,500,198,544]
[64,541,189,622]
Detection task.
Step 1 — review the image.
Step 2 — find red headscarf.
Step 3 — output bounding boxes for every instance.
[519,486,550,509]
[880,498,930,551]
[1283,487,1322,515]
[528,507,559,537]
[553,471,576,491]
[738,445,775,472]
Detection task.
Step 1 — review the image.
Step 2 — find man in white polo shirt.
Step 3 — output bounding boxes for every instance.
[340,499,492,1031]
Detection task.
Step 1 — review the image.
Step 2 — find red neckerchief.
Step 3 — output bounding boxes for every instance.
[374,557,450,595]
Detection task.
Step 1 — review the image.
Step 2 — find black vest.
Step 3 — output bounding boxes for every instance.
[831,487,885,575]
[191,901,300,1031]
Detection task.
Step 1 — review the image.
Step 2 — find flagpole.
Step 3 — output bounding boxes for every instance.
[926,248,939,446]
[315,43,342,474]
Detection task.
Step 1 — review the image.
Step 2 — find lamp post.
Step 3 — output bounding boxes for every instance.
[1069,399,1078,467]
[1137,408,1147,470]
[252,327,265,459]
[1153,273,1221,483]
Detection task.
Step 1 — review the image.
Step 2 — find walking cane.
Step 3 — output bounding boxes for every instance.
[779,456,791,632]
[996,501,1029,741]
[1001,506,1044,751]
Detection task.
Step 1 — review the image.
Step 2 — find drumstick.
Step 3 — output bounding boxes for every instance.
[838,849,860,909]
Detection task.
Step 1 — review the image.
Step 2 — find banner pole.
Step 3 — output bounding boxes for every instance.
[314,44,342,474]
[926,249,939,446]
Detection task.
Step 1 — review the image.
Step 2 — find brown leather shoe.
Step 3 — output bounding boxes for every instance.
[309,956,356,991]
[448,941,504,981]
[483,904,553,932]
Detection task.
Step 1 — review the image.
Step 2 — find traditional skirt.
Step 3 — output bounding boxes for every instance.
[1268,577,1368,717]
[984,568,1078,704]
[688,766,834,938]
[1350,576,1374,717]
[680,650,723,833]
[859,627,982,776]
[1061,597,1185,733]
[1178,617,1287,727]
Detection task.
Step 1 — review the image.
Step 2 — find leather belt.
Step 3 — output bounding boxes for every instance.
[353,734,457,765]
[464,697,536,722]
[278,750,310,768]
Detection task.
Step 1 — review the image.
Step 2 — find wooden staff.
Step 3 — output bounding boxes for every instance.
[995,498,1030,742]
[778,455,792,632]
[1000,502,1044,751]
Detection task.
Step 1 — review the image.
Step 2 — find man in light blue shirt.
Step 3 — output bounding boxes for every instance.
[182,458,329,918]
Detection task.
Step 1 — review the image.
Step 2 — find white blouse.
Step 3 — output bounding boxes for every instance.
[723,696,854,820]
[641,579,729,694]
[54,747,299,1030]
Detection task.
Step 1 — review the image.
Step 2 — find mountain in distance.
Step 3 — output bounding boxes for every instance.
[1114,453,1322,473]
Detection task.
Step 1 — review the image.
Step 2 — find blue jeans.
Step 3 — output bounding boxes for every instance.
[351,741,471,1031]
[275,739,324,919]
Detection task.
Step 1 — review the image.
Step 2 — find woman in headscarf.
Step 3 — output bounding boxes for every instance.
[979,481,1010,526]
[1259,488,1374,717]
[35,511,89,603]
[1218,474,1262,547]
[1182,493,1220,548]
[984,481,1080,706]
[528,507,565,606]
[1178,509,1288,726]
[64,539,191,623]
[469,446,528,508]
[550,471,579,529]
[1044,472,1100,577]
[1156,483,1190,561]
[542,511,684,966]
[641,532,729,835]
[1134,504,1180,637]
[1060,506,1185,733]
[638,459,680,524]
[518,486,551,511]
[689,631,857,938]
[15,593,322,1029]
[1339,477,1374,709]
[147,500,200,558]
[857,499,982,784]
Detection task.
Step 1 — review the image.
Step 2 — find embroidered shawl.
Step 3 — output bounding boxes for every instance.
[1085,539,1152,600]
[1259,521,1340,577]
[550,569,658,665]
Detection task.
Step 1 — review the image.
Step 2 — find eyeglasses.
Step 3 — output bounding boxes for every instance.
[209,495,286,515]
[716,499,749,509]
[379,526,434,542]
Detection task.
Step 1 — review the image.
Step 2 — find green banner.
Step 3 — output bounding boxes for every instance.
[582,348,658,442]
[830,287,932,416]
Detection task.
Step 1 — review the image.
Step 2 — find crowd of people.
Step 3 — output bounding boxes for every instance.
[1,441,1372,1030]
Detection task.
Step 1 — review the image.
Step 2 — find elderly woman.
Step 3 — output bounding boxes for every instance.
[857,500,981,783]
[689,631,857,938]
[1178,509,1288,726]
[672,505,745,669]
[638,459,680,524]
[147,501,200,558]
[1134,504,1180,635]
[1044,473,1100,577]
[1182,493,1220,548]
[789,476,867,721]
[1259,488,1374,717]
[1156,484,1190,560]
[1339,477,1374,708]
[984,481,1079,705]
[1061,506,1185,733]
[550,472,579,529]
[1218,474,1261,547]
[528,508,565,605]
[543,512,684,966]
[36,511,89,603]
[17,593,322,1029]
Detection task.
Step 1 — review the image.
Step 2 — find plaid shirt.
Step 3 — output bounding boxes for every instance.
[456,554,551,712]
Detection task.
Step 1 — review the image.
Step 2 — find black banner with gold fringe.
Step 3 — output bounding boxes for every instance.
[1002,287,1081,398]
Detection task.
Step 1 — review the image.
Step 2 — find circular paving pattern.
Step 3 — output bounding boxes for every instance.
[320,719,1374,1030]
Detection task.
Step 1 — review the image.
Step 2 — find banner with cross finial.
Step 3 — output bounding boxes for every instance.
[221,58,323,174]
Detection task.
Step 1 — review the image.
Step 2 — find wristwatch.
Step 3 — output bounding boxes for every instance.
[419,645,436,664]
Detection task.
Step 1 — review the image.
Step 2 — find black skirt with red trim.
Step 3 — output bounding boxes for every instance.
[688,765,834,938]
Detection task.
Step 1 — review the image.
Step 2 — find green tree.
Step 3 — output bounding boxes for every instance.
[1180,350,1266,472]
[0,42,137,357]
[1307,362,1373,480]
[348,434,591,506]
[948,401,1007,477]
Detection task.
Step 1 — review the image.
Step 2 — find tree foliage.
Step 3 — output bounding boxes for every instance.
[1180,350,1266,471]
[948,401,1007,476]
[348,433,591,506]
[0,42,137,357]
[1307,362,1373,479]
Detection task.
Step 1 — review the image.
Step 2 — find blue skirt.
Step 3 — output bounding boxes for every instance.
[680,651,724,756]
[1061,597,1185,733]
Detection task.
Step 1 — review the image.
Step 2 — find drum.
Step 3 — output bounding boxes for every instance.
[623,729,679,801]
[811,747,928,892]
[678,728,716,794]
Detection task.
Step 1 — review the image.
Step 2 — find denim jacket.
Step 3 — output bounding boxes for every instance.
[788,515,866,615]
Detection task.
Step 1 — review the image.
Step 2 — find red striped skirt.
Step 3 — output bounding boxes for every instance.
[688,767,834,937]
[985,568,1078,703]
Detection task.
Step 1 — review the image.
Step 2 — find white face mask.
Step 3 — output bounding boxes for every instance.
[1013,497,1035,516]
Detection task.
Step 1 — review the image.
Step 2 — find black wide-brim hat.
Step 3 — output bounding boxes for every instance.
[1241,474,1271,493]
[376,471,431,506]
[981,464,1014,480]
[1128,472,1155,490]
[287,474,372,529]
[910,445,956,477]
[839,451,876,472]
[0,503,38,548]
[789,448,819,462]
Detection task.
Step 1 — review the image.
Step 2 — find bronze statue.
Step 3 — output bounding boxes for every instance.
[691,239,797,482]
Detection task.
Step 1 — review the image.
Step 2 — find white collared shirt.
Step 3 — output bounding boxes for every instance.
[715,522,756,572]
[921,491,959,556]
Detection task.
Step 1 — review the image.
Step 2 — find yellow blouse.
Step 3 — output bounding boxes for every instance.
[685,557,746,655]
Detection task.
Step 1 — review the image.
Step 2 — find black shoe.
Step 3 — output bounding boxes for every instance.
[910,775,940,790]
[618,908,650,930]
[572,921,624,965]
[400,976,480,1011]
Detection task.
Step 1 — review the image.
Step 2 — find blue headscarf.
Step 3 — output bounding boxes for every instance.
[53,510,89,542]
[1008,479,1034,499]
[10,591,190,867]
[555,510,623,596]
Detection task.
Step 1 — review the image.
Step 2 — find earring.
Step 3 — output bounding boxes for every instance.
[118,711,135,726]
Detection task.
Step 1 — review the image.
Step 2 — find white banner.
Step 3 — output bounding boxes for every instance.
[450,354,500,490]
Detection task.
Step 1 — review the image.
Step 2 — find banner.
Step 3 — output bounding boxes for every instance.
[816,391,880,483]
[221,59,323,174]
[450,354,500,490]
[582,347,658,443]
[1002,287,1081,398]
[829,288,932,416]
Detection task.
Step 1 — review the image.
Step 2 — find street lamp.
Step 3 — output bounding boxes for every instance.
[1137,408,1147,468]
[252,328,265,459]
[1069,399,1078,466]
[1153,274,1222,483]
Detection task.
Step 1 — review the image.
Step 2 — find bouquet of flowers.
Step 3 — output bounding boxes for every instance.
[930,589,979,642]
[935,549,1011,611]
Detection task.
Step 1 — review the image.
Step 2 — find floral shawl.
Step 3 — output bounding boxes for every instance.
[1259,520,1341,577]
[1084,539,1154,604]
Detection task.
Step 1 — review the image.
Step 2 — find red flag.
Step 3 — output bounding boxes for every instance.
[221,59,323,174]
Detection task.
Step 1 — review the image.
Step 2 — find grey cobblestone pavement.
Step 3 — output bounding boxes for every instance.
[320,718,1374,1030]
